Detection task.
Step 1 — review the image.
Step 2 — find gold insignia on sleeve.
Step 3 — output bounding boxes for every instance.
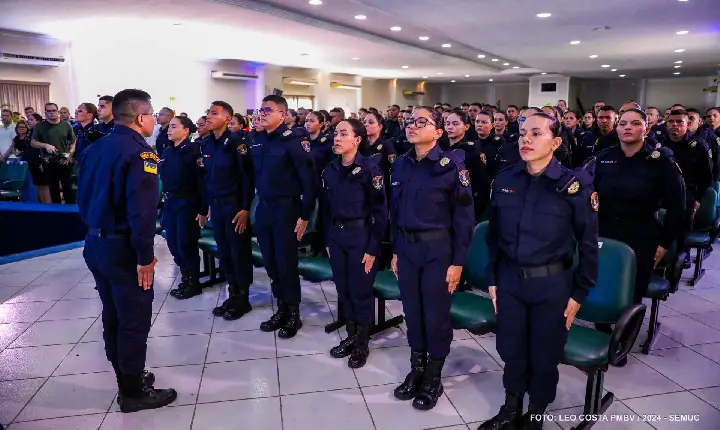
[467,141,475,146]
[568,181,580,195]
[440,157,450,166]
[283,130,292,137]
[651,150,660,158]
[237,144,248,155]
[143,161,158,174]
[196,157,204,167]
[373,175,383,190]
[321,137,327,143]
[301,140,311,152]
[377,144,383,151]
[691,141,697,148]
[352,166,361,175]
[140,151,160,163]
[590,192,599,212]
[459,169,470,187]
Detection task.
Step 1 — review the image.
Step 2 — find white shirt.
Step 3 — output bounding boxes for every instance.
[145,124,161,148]
[0,122,16,158]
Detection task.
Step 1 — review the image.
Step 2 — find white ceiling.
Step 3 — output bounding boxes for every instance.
[1,0,718,82]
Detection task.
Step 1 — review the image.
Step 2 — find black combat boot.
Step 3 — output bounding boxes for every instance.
[174,276,202,300]
[477,392,524,430]
[169,269,189,298]
[348,324,370,369]
[522,403,548,430]
[213,284,237,317]
[330,321,356,358]
[412,357,445,410]
[116,370,156,405]
[260,300,288,332]
[223,285,252,320]
[394,350,427,400]
[278,304,302,339]
[119,373,177,413]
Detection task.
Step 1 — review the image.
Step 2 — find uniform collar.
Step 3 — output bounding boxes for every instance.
[266,123,289,139]
[514,156,562,180]
[209,129,231,144]
[408,143,441,163]
[332,152,363,170]
[171,138,190,150]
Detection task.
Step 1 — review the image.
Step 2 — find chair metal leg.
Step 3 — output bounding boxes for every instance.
[370,297,404,336]
[199,251,210,278]
[571,368,613,430]
[640,298,661,354]
[325,301,347,333]
[200,253,225,288]
[689,248,706,286]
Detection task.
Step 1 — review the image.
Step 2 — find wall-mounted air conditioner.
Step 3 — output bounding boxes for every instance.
[282,77,318,86]
[0,51,65,67]
[330,82,361,90]
[0,32,68,67]
[211,71,259,80]
[403,90,425,96]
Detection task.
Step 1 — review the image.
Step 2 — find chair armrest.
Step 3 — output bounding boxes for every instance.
[609,303,646,365]
[669,251,687,294]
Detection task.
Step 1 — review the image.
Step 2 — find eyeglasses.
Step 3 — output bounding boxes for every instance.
[406,117,436,129]
[258,107,284,115]
[45,109,58,113]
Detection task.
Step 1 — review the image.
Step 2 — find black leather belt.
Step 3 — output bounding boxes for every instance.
[212,196,238,205]
[88,228,130,239]
[333,218,369,229]
[260,196,297,206]
[399,228,450,243]
[163,191,191,200]
[518,260,572,279]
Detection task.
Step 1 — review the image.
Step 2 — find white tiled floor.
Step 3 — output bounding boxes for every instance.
[3,240,720,429]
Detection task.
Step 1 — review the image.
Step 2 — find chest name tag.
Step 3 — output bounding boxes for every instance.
[144,160,158,174]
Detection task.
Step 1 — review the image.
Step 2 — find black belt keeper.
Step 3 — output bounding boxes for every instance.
[89,228,131,239]
[519,260,573,279]
[333,218,369,229]
[399,228,450,243]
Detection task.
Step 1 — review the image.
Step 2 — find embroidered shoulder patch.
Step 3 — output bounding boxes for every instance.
[567,181,580,195]
[143,160,158,175]
[301,140,311,153]
[656,130,662,135]
[140,152,160,163]
[237,144,248,155]
[590,192,599,212]
[373,175,383,190]
[458,169,470,187]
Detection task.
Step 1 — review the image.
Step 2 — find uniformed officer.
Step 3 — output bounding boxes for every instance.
[645,107,668,144]
[481,113,598,429]
[72,102,99,163]
[492,112,519,143]
[392,110,413,155]
[201,101,255,320]
[700,107,720,180]
[160,116,205,300]
[154,107,173,157]
[362,111,398,174]
[506,105,521,135]
[576,106,619,166]
[663,109,712,253]
[383,104,403,140]
[323,118,387,368]
[595,109,685,306]
[390,106,474,411]
[305,110,333,257]
[251,95,316,339]
[474,111,506,177]
[582,110,595,132]
[77,89,176,413]
[96,95,115,134]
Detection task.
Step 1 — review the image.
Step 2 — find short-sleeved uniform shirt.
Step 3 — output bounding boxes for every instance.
[32,120,75,153]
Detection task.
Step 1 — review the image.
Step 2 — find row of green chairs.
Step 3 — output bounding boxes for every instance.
[0,161,29,201]
[686,186,720,286]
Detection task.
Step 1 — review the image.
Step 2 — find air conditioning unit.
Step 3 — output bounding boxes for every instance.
[0,32,68,68]
[403,90,425,96]
[210,71,259,80]
[0,51,65,67]
[282,77,318,86]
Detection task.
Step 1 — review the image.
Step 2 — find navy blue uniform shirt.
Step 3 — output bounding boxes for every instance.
[650,124,668,145]
[155,125,171,158]
[383,118,402,140]
[494,139,522,173]
[322,153,388,256]
[77,125,159,266]
[476,134,505,177]
[486,157,598,302]
[159,138,205,207]
[577,127,620,166]
[390,145,475,266]
[441,137,490,204]
[361,137,397,175]
[72,121,95,163]
[310,132,335,179]
[664,133,712,200]
[95,119,114,135]
[594,144,685,249]
[201,129,254,215]
[249,123,316,221]
[506,120,520,135]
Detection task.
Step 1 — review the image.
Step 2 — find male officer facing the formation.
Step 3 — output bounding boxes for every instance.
[77,89,176,413]
[250,95,316,339]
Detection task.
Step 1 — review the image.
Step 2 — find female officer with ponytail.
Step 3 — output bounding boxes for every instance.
[322,118,387,368]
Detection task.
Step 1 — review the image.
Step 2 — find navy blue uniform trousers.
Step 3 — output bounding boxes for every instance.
[211,198,253,288]
[397,236,453,359]
[327,225,377,325]
[163,198,201,277]
[84,233,153,375]
[255,198,302,305]
[496,259,572,406]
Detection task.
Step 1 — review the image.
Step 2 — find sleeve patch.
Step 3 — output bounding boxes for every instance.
[143,160,158,174]
[373,175,384,190]
[237,144,248,155]
[479,153,487,164]
[140,151,160,163]
[458,169,470,187]
[301,140,311,152]
[590,192,599,212]
[196,157,204,167]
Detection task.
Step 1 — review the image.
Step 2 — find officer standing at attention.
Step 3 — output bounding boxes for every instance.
[474,111,506,177]
[482,113,598,429]
[251,95,316,338]
[77,89,176,413]
[305,110,334,257]
[96,95,115,134]
[390,106,474,411]
[160,116,205,300]
[594,109,685,308]
[576,106,619,166]
[154,107,174,158]
[506,105,521,135]
[323,118,387,368]
[201,101,255,321]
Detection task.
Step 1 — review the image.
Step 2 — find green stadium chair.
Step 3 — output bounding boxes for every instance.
[686,188,720,286]
[0,161,28,201]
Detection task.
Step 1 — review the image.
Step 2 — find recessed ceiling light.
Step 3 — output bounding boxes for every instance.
[308,0,322,5]
[354,15,366,20]
[541,72,547,75]
[619,74,626,77]
[441,43,451,48]
[172,23,182,26]
[675,65,682,68]
[491,58,499,62]
[536,13,552,18]
[512,66,520,69]
[477,54,486,58]
[678,0,688,2]
[419,36,429,41]
[589,55,598,59]
[503,62,510,66]
[436,72,443,75]
[674,72,681,75]
[464,74,470,78]
[570,40,580,45]
[674,48,685,52]
[451,80,456,83]
[601,64,610,68]
[351,57,359,60]
[676,30,689,35]
[611,68,618,72]
[390,26,402,31]
[675,60,683,64]
[402,65,409,69]
[422,76,428,79]
[300,53,310,57]
[489,78,494,82]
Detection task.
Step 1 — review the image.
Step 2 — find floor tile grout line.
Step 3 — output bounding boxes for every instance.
[686,388,720,413]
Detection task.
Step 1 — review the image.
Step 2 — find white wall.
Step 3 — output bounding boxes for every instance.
[528,75,570,108]
[646,77,715,110]
[437,82,529,108]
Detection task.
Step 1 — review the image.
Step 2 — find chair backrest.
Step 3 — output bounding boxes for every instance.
[1,161,28,191]
[577,238,636,324]
[304,199,320,234]
[694,187,718,231]
[464,221,490,292]
[713,182,720,208]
